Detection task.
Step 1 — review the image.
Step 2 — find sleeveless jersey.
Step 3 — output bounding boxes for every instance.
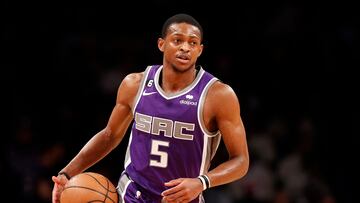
[124,65,221,200]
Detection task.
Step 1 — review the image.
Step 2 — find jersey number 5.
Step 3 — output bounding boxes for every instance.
[150,140,169,168]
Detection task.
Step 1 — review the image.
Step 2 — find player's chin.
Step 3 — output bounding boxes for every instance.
[173,61,194,71]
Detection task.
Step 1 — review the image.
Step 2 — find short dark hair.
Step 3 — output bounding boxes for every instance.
[161,13,203,40]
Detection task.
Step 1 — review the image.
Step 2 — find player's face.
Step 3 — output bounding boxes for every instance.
[158,23,203,72]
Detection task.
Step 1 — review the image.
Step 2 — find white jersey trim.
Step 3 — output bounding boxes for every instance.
[197,77,220,137]
[132,65,152,115]
[154,66,206,100]
[198,77,221,176]
[124,132,133,169]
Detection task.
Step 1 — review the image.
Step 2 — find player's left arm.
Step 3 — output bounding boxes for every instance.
[161,82,249,203]
[204,81,249,187]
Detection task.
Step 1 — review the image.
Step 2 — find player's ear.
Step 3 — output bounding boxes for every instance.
[158,38,165,52]
[197,44,204,57]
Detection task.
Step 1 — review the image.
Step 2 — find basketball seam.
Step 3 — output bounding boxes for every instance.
[103,180,109,203]
[85,173,117,192]
[63,186,116,203]
[86,173,117,203]
[63,172,118,203]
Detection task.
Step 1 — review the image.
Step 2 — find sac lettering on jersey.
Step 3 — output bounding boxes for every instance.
[135,112,194,141]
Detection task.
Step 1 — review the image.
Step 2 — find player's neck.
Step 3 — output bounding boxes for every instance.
[160,66,199,94]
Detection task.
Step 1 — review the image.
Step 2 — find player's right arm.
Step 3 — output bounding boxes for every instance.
[52,72,143,203]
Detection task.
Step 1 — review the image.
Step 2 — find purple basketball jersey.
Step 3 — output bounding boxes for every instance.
[124,65,221,201]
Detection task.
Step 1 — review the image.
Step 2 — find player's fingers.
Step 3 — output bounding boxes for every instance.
[164,178,183,187]
[162,196,182,203]
[52,175,68,185]
[177,195,191,203]
[164,190,186,201]
[52,183,62,203]
[52,176,61,184]
[52,175,68,203]
[161,183,183,196]
[162,197,189,203]
[161,197,170,203]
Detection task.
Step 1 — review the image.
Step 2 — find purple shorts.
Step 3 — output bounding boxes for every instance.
[116,172,162,202]
[116,172,204,203]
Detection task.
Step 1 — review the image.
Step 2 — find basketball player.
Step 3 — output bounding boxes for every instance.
[52,13,249,203]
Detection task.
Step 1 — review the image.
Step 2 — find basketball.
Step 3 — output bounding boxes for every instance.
[60,172,118,203]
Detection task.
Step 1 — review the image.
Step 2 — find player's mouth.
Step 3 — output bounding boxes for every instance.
[176,54,190,63]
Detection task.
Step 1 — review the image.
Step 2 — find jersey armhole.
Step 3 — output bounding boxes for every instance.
[197,78,219,137]
[131,65,152,115]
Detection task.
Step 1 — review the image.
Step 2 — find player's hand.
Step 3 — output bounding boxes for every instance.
[161,178,203,203]
[52,174,69,203]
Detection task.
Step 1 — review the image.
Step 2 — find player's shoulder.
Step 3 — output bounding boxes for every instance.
[122,65,157,85]
[121,65,151,87]
[123,72,144,84]
[117,72,144,96]
[208,80,237,98]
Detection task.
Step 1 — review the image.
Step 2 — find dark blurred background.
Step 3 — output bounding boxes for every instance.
[5,1,357,202]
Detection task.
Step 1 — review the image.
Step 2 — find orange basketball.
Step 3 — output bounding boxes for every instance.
[60,172,118,203]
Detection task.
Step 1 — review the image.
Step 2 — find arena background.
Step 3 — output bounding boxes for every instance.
[6,1,356,202]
